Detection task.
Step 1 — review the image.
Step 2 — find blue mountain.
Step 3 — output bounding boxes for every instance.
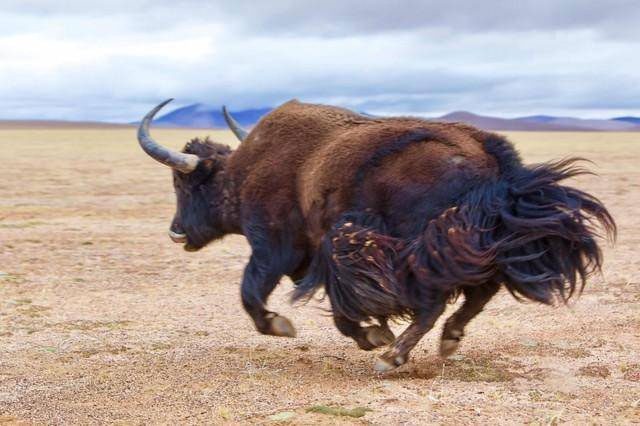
[613,116,640,125]
[517,115,559,123]
[153,103,272,128]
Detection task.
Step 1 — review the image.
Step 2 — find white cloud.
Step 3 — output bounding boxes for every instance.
[0,2,638,120]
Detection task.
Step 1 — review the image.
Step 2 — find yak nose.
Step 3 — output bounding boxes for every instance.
[168,229,187,243]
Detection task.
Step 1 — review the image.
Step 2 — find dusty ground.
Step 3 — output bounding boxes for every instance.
[0,127,638,425]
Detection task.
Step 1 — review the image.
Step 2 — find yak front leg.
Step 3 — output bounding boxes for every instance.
[241,256,296,337]
[440,282,500,357]
[374,294,446,372]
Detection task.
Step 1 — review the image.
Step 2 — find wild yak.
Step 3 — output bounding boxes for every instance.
[136,99,615,372]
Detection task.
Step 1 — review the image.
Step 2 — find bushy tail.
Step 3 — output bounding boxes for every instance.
[294,158,616,320]
[408,158,616,304]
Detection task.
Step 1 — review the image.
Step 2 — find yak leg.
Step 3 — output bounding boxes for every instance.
[374,292,447,372]
[329,293,394,350]
[440,282,500,357]
[241,256,296,337]
[333,315,395,351]
[372,316,395,347]
[374,316,395,346]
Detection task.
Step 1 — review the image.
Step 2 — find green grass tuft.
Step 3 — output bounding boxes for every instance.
[306,405,371,418]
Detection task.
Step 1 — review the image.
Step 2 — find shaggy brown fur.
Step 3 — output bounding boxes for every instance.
[227,101,498,241]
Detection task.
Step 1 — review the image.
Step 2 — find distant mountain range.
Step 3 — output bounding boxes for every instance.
[151,104,640,132]
[439,111,640,131]
[2,104,639,131]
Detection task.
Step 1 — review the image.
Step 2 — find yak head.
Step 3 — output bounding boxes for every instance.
[169,138,232,251]
[136,99,244,252]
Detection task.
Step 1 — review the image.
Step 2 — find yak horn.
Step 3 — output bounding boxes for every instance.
[137,99,200,173]
[222,105,249,142]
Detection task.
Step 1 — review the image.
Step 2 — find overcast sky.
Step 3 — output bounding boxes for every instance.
[1,1,639,121]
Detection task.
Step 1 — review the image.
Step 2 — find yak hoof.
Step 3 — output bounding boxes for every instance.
[374,354,406,373]
[439,338,460,358]
[374,357,396,373]
[270,315,296,337]
[365,326,395,348]
[440,328,462,358]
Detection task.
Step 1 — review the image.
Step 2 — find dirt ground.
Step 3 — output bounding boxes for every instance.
[0,127,638,425]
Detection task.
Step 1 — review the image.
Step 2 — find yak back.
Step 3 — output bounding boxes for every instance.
[226,100,365,220]
[226,100,502,242]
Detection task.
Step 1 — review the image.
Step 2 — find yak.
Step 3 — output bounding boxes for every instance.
[136,99,615,372]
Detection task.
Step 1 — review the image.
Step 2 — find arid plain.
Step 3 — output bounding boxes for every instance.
[0,126,638,424]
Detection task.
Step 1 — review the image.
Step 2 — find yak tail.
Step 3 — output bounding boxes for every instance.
[293,158,616,320]
[408,157,616,305]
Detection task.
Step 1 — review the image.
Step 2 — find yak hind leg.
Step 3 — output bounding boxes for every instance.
[440,282,500,358]
[370,316,395,347]
[374,292,447,372]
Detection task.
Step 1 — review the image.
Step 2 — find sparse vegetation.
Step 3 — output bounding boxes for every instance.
[306,405,372,418]
[0,272,25,285]
[621,364,640,382]
[0,220,46,229]
[579,364,611,378]
[444,356,517,382]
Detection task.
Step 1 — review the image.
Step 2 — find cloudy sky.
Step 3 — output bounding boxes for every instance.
[1,1,639,122]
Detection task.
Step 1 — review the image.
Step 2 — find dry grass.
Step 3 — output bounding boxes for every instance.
[0,128,639,424]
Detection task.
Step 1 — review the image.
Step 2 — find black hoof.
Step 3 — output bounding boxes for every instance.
[261,313,297,337]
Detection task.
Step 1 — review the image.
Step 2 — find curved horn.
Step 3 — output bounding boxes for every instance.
[137,99,200,173]
[222,105,249,142]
